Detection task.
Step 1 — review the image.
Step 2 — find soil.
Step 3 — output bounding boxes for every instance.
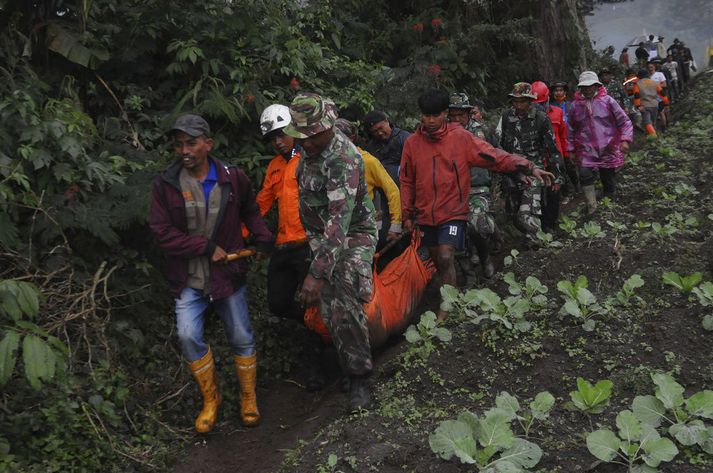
[170,75,713,473]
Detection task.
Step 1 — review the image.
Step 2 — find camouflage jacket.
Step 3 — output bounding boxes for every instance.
[605,81,632,112]
[297,129,377,280]
[498,108,564,181]
[464,120,495,189]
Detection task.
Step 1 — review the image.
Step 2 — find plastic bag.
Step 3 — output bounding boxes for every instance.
[304,232,435,348]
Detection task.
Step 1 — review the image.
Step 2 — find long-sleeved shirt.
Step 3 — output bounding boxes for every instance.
[255,150,307,246]
[298,129,376,280]
[359,147,401,232]
[638,77,669,108]
[400,123,534,226]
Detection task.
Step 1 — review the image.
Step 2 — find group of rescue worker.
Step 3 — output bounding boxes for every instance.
[149,66,644,433]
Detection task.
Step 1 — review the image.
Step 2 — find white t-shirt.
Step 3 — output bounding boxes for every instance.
[662,62,678,81]
[651,71,667,84]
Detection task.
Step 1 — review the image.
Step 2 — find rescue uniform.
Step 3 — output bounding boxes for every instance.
[498,108,564,235]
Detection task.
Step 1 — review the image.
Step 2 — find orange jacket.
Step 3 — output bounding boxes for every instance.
[255,152,307,246]
[623,77,642,108]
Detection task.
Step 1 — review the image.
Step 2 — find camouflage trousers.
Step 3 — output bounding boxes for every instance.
[318,233,376,376]
[504,178,542,236]
[468,187,495,237]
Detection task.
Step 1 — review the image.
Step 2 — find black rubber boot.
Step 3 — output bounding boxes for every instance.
[474,234,495,279]
[304,336,325,392]
[349,375,371,411]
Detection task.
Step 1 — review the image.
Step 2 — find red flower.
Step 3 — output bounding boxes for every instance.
[246,94,255,104]
[427,64,442,76]
[64,184,80,199]
[412,22,424,32]
[431,18,443,28]
[289,77,300,90]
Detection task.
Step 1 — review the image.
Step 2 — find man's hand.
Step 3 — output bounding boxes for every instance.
[620,141,630,153]
[387,231,401,241]
[532,168,555,187]
[299,274,326,307]
[211,246,228,263]
[402,219,414,233]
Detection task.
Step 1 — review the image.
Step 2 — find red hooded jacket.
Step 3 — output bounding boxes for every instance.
[546,105,569,159]
[400,123,534,226]
[149,157,273,299]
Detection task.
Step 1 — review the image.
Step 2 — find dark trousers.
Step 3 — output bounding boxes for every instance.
[562,158,580,196]
[680,62,690,87]
[580,167,617,198]
[541,187,561,232]
[267,244,311,323]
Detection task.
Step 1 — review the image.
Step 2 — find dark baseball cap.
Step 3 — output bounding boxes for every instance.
[169,114,211,137]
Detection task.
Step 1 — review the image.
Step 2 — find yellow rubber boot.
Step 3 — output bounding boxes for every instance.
[234,353,261,427]
[188,347,222,433]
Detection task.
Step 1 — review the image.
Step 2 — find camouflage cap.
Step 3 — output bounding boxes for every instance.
[448,92,474,109]
[508,82,538,100]
[283,93,338,139]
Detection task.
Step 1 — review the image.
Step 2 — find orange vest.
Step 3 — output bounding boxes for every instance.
[256,152,307,246]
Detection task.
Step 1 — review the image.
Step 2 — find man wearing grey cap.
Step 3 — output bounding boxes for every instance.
[149,113,273,433]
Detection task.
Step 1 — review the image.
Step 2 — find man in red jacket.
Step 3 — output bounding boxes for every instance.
[400,89,553,321]
[532,81,567,230]
[149,114,273,433]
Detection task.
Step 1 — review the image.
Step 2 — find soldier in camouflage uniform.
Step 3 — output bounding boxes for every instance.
[496,82,565,237]
[448,92,496,279]
[600,68,633,113]
[283,93,377,411]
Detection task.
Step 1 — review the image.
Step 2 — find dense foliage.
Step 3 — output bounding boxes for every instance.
[0,0,593,470]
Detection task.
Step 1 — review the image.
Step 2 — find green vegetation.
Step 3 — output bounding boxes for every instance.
[662,272,703,295]
[429,406,544,471]
[557,276,608,331]
[570,377,613,414]
[404,311,452,361]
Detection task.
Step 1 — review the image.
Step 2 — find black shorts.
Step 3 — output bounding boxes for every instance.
[419,220,466,250]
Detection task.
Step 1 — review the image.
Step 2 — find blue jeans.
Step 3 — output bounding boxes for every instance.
[175,286,255,362]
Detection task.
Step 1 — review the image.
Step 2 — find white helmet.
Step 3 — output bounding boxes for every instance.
[259,104,292,136]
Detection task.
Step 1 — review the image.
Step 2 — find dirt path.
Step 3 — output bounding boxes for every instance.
[171,370,344,473]
[170,326,425,473]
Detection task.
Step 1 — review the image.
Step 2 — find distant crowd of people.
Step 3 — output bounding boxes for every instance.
[614,35,694,137]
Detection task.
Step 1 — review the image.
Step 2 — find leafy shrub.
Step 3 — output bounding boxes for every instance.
[502,273,549,309]
[534,230,563,248]
[429,407,544,471]
[613,274,645,307]
[587,413,679,471]
[441,285,534,333]
[557,276,608,331]
[661,271,702,294]
[491,391,555,438]
[570,377,613,414]
[691,282,713,331]
[632,374,713,453]
[404,311,452,361]
[587,373,713,470]
[0,279,67,389]
[559,216,578,238]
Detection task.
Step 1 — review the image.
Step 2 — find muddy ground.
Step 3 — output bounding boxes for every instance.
[169,74,713,473]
